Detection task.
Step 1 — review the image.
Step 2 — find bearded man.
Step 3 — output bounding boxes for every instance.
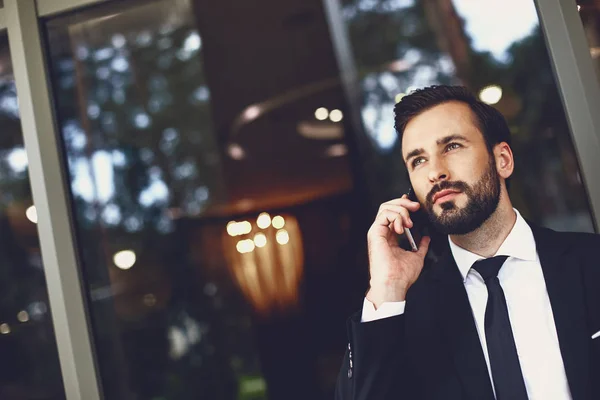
[335,85,600,400]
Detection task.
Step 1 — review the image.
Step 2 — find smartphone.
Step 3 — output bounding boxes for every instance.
[404,187,419,251]
[403,186,430,252]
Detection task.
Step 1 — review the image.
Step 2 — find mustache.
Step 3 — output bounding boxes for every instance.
[426,180,470,205]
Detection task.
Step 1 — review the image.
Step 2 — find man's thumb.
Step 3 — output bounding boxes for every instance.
[416,236,431,257]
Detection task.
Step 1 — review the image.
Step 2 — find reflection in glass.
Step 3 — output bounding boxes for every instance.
[0,34,65,399]
[49,1,256,399]
[44,0,597,398]
[224,213,303,315]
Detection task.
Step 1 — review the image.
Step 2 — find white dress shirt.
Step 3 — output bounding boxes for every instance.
[362,209,572,400]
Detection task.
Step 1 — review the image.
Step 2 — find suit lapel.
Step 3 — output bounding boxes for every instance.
[531,225,592,400]
[432,251,495,400]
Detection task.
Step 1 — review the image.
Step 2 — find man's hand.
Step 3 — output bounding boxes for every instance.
[366,195,430,308]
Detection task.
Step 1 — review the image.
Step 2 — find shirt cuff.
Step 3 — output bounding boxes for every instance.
[360,297,406,322]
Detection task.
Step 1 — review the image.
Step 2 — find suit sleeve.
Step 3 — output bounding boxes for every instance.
[335,311,417,400]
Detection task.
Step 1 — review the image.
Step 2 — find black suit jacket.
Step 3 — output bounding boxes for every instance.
[335,225,600,400]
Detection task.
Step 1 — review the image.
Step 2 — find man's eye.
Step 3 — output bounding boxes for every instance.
[446,143,461,151]
[412,157,425,168]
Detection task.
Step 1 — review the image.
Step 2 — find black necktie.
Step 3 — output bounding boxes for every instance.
[472,256,528,400]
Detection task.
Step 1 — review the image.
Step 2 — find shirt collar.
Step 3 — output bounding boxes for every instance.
[448,209,537,282]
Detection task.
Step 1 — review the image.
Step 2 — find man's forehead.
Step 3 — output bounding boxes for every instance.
[401,102,479,154]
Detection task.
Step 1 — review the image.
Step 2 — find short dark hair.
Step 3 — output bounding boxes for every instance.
[394,85,511,154]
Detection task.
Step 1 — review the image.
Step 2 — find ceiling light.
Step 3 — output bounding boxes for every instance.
[272,216,285,229]
[244,105,261,121]
[479,85,503,105]
[227,221,251,236]
[113,250,136,270]
[254,233,267,248]
[228,144,245,160]
[315,107,329,121]
[257,213,271,229]
[26,205,37,224]
[17,311,29,323]
[236,239,255,254]
[276,229,290,245]
[329,109,343,122]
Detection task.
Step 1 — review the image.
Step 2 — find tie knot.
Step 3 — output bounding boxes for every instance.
[472,255,509,282]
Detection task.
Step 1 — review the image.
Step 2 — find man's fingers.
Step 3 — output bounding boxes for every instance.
[373,209,399,227]
[373,209,406,235]
[393,217,404,235]
[416,236,431,257]
[379,204,412,228]
[381,197,421,211]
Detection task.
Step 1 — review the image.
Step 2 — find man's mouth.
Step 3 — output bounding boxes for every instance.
[432,189,461,204]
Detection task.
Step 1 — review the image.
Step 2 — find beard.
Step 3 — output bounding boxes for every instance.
[424,160,501,235]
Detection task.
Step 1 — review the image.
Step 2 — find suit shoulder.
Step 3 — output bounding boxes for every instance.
[559,230,600,248]
[541,227,600,254]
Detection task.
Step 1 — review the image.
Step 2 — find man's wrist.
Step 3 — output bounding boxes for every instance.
[366,283,408,309]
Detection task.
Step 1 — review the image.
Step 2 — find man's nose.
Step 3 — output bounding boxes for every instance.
[428,158,449,183]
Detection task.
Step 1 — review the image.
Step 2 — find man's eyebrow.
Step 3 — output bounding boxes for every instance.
[404,148,424,163]
[436,134,469,145]
[404,135,469,164]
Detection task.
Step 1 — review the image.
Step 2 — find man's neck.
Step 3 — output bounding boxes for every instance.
[449,199,517,258]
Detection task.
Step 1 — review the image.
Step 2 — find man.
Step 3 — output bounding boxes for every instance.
[335,85,600,400]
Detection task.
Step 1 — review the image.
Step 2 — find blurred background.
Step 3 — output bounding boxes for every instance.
[0,0,599,398]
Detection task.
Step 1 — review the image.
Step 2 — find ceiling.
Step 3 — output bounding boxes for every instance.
[191,0,355,216]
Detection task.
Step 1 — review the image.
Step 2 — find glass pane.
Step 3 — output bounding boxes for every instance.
[344,0,594,233]
[0,33,65,399]
[578,1,600,81]
[46,0,358,399]
[45,0,595,399]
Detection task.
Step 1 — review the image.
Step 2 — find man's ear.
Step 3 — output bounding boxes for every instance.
[494,142,514,179]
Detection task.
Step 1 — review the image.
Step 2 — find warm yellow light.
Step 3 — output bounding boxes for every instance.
[227,221,252,236]
[227,221,238,236]
[315,107,329,121]
[479,85,503,105]
[0,323,10,334]
[113,250,136,270]
[276,229,290,245]
[17,311,29,323]
[238,221,252,235]
[272,216,285,229]
[395,93,405,103]
[26,205,38,224]
[254,233,267,248]
[329,109,343,122]
[257,213,271,229]
[237,239,255,253]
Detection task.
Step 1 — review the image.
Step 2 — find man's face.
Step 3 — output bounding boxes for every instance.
[401,101,501,235]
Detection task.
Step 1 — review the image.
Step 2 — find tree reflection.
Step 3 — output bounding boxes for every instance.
[50,15,222,235]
